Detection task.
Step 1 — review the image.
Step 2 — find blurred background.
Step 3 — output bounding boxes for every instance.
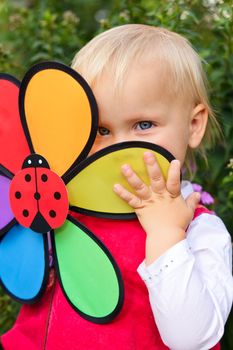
[0,0,232,348]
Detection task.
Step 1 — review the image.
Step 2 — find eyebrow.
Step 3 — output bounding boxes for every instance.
[124,115,160,123]
[98,114,161,127]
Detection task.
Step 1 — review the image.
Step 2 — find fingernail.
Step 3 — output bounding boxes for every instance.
[144,151,154,159]
[113,184,121,192]
[144,152,155,164]
[171,159,180,166]
[121,164,130,173]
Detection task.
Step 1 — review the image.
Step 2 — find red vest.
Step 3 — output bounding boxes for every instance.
[1,208,220,350]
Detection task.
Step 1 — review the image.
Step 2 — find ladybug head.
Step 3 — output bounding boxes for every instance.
[22,154,50,169]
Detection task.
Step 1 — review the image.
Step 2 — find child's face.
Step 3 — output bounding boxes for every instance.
[90,61,196,165]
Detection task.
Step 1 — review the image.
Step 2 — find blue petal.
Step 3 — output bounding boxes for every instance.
[0,224,48,302]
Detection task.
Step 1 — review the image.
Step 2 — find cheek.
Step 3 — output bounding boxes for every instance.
[166,141,188,164]
[88,142,101,156]
[150,135,188,163]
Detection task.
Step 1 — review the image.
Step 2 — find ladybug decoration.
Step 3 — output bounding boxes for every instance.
[0,62,174,323]
[10,154,69,233]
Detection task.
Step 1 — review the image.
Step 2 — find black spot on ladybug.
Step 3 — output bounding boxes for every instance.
[25,174,31,182]
[15,191,21,199]
[23,209,29,217]
[41,174,48,182]
[49,210,56,218]
[34,192,41,200]
[54,192,61,200]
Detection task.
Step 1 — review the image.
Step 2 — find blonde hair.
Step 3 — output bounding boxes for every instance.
[72,24,220,176]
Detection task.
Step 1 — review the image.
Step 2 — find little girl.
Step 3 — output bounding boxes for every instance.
[2,24,233,350]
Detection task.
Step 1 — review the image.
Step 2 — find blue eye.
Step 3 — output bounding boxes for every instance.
[98,127,110,136]
[136,121,153,130]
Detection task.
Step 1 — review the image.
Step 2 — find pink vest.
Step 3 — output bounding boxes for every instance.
[1,208,220,350]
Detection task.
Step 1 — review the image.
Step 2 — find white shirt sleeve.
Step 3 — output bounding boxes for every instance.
[137,188,233,350]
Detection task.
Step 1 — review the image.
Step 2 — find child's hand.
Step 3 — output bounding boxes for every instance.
[113,152,200,264]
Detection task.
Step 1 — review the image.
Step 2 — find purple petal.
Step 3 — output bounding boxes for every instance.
[192,183,202,193]
[0,175,14,229]
[201,191,214,205]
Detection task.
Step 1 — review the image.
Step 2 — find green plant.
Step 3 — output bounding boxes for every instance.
[0,288,20,335]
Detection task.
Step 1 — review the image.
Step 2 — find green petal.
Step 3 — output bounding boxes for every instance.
[53,216,124,323]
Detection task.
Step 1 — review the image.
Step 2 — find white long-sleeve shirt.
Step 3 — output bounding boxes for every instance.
[137,181,233,350]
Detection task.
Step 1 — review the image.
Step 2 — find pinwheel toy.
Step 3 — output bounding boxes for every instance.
[0,62,175,324]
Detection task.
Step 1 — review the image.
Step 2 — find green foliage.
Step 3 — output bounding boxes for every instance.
[0,288,20,334]
[0,0,232,348]
[218,159,233,227]
[0,1,82,77]
[0,0,114,78]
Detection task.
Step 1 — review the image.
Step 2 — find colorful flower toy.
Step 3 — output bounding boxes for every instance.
[0,62,174,323]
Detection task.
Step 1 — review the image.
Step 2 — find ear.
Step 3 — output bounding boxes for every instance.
[188,103,208,149]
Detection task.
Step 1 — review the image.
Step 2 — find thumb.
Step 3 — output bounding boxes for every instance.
[186,192,201,213]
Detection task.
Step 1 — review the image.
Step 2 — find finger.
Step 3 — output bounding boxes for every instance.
[121,164,151,200]
[166,159,181,197]
[113,183,142,209]
[143,152,165,193]
[186,192,201,213]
